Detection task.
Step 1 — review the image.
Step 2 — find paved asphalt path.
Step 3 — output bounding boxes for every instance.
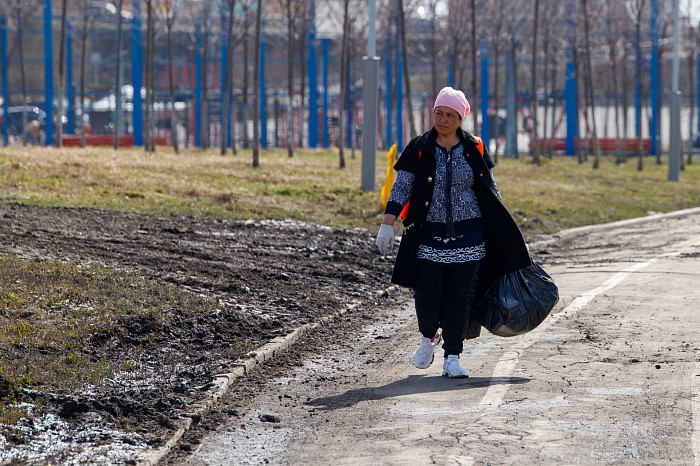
[185,210,700,465]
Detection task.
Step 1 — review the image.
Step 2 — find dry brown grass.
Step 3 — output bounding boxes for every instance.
[0,254,217,402]
[1,145,699,234]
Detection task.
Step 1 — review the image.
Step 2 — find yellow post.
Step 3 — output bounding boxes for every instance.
[380,144,397,209]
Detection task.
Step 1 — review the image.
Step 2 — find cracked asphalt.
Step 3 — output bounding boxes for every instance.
[181,210,700,465]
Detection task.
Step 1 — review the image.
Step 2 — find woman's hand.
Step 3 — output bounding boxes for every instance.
[375,224,395,255]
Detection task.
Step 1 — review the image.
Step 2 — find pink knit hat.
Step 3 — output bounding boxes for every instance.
[433,87,470,119]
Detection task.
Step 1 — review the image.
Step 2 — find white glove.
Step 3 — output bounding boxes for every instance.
[375,224,395,255]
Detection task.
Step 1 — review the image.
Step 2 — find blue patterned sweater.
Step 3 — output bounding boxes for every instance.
[385,142,500,264]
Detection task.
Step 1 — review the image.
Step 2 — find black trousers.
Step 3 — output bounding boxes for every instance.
[413,259,480,357]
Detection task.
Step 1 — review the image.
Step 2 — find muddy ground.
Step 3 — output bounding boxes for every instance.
[0,202,402,463]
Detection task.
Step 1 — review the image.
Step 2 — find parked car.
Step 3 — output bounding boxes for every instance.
[0,106,47,138]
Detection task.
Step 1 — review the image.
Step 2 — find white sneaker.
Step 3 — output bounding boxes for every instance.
[442,355,469,378]
[413,331,441,369]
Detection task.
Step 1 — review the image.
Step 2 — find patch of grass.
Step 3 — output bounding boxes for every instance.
[0,253,218,402]
[0,146,699,234]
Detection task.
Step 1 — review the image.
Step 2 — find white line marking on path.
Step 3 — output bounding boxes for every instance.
[693,354,700,466]
[478,260,655,408]
[480,233,700,409]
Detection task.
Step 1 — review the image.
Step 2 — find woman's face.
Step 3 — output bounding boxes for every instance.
[433,106,462,138]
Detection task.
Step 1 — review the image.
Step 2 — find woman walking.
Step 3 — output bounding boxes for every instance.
[375,86,530,378]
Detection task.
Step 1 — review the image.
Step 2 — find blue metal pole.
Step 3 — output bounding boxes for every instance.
[1,16,9,146]
[650,0,658,155]
[322,38,329,148]
[66,21,75,134]
[132,0,143,146]
[697,26,700,134]
[195,22,202,148]
[44,0,54,146]
[260,26,267,148]
[385,34,391,148]
[307,1,318,148]
[480,37,489,150]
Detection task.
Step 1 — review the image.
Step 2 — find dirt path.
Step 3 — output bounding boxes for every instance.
[183,211,700,465]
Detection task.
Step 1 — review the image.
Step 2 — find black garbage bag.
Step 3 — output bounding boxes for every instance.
[473,262,559,337]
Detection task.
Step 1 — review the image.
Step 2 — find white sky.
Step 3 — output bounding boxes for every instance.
[687,0,700,23]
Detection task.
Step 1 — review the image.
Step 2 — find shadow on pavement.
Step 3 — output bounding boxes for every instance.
[307,375,530,411]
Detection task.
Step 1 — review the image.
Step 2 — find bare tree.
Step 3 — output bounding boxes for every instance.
[684,1,697,166]
[3,0,40,146]
[77,0,95,148]
[427,0,439,100]
[446,1,470,90]
[490,0,507,160]
[531,0,541,165]
[281,0,296,157]
[221,0,235,155]
[55,0,69,148]
[581,0,600,168]
[630,0,647,170]
[397,0,417,137]
[162,0,180,153]
[338,0,350,168]
[144,0,154,151]
[240,0,254,149]
[190,0,215,149]
[252,0,262,167]
[113,0,124,150]
[604,1,624,164]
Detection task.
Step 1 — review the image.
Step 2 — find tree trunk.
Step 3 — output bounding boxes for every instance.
[167,20,178,153]
[149,7,156,152]
[17,11,28,146]
[531,0,540,165]
[221,2,235,156]
[242,24,249,149]
[80,8,88,148]
[299,3,307,149]
[542,1,551,158]
[114,0,123,150]
[252,0,262,167]
[582,0,600,168]
[201,28,210,149]
[338,0,349,168]
[635,0,645,171]
[493,39,500,162]
[687,28,694,166]
[144,0,152,152]
[57,0,68,148]
[285,0,294,157]
[608,17,623,164]
[398,0,417,137]
[573,45,585,164]
[429,1,437,99]
[621,39,630,162]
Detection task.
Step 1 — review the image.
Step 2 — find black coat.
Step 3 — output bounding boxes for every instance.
[391,127,532,297]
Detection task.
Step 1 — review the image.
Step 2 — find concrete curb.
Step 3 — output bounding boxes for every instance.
[133,295,379,465]
[528,206,700,251]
